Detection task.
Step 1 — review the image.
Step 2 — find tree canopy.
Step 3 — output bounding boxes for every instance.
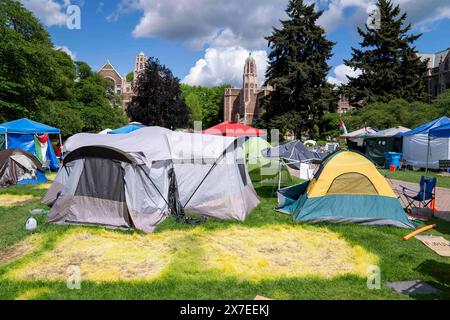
[344,0,428,106]
[127,57,190,129]
[261,0,337,139]
[0,0,127,136]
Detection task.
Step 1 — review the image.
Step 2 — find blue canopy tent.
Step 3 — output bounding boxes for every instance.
[108,123,145,135]
[0,118,61,171]
[0,126,6,150]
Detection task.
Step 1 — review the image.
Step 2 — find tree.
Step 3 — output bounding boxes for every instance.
[262,0,337,139]
[127,57,190,129]
[344,0,428,106]
[126,71,134,83]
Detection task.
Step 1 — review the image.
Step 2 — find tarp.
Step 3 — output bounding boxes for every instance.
[0,118,60,134]
[203,121,266,137]
[276,150,414,228]
[0,126,6,134]
[398,117,450,169]
[397,117,450,136]
[262,140,327,169]
[108,123,145,135]
[429,123,450,138]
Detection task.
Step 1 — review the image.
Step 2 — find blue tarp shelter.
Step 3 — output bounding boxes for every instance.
[0,118,61,171]
[108,123,145,135]
[396,117,450,169]
[429,123,450,138]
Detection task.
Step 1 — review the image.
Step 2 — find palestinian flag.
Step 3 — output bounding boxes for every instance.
[34,134,49,163]
[339,119,348,135]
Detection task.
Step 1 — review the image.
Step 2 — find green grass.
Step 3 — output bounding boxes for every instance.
[380,168,450,189]
[0,174,449,300]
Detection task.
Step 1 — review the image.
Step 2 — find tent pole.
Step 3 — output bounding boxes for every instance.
[278,159,282,191]
[5,132,8,149]
[425,135,430,180]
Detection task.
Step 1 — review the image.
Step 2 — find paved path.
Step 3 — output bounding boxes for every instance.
[388,179,450,222]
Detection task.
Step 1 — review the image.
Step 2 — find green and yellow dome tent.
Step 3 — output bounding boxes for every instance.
[277,150,414,228]
[243,137,292,184]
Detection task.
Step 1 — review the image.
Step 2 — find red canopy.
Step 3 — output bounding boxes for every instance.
[202,121,266,137]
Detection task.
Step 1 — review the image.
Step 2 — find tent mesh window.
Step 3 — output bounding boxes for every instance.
[326,173,379,195]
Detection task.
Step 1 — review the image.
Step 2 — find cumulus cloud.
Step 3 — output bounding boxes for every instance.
[327,64,362,86]
[19,0,72,26]
[54,45,76,60]
[182,46,267,87]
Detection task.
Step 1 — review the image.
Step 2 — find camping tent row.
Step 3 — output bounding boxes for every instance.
[277,150,414,229]
[0,118,61,171]
[44,127,260,233]
[343,126,410,166]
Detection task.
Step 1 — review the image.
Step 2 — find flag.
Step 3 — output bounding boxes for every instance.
[34,134,49,163]
[339,119,348,135]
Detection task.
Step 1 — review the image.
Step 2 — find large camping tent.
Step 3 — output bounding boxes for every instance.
[397,117,450,169]
[342,127,377,153]
[0,149,47,187]
[363,126,410,166]
[108,122,145,134]
[262,141,327,167]
[243,137,291,183]
[44,127,260,232]
[277,150,413,228]
[203,121,266,137]
[0,118,60,170]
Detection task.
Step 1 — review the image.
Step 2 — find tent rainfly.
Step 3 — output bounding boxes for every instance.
[397,117,450,169]
[0,118,61,171]
[44,127,260,232]
[0,149,47,187]
[277,150,414,228]
[203,121,266,137]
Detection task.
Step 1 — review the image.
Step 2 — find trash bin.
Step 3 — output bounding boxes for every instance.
[385,152,402,170]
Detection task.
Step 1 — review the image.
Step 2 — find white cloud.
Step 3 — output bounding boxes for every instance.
[55,45,76,60]
[182,46,267,87]
[327,64,362,86]
[20,0,72,26]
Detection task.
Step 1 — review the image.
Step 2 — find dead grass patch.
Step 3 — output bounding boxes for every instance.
[0,234,45,265]
[6,229,186,282]
[200,225,378,281]
[14,287,51,300]
[0,194,38,207]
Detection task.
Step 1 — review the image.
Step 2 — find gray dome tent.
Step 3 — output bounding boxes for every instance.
[44,127,260,232]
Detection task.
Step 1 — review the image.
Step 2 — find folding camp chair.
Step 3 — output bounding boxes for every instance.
[400,176,437,213]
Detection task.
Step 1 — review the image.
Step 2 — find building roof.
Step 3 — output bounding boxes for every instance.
[418,48,450,68]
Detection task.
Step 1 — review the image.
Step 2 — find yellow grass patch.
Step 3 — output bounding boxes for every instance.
[15,287,51,300]
[33,182,52,190]
[0,194,38,207]
[200,225,378,281]
[4,225,378,283]
[6,229,186,282]
[0,234,45,265]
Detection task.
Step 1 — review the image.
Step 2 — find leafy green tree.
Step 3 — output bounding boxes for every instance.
[262,0,337,139]
[127,57,190,129]
[37,99,84,137]
[344,0,427,106]
[126,71,134,83]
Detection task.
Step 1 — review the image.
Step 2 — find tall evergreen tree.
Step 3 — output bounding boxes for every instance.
[344,0,428,106]
[262,0,336,139]
[127,57,190,129]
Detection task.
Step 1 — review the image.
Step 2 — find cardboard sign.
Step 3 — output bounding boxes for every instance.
[415,235,450,257]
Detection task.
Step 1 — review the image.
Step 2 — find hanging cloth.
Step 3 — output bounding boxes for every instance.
[34,134,49,163]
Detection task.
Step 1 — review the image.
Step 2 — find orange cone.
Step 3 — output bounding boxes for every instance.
[428,198,438,213]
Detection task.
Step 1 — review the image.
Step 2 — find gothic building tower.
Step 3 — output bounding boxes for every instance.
[224,53,273,125]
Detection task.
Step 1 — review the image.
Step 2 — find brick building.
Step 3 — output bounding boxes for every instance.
[418,48,450,101]
[99,52,147,109]
[224,53,273,125]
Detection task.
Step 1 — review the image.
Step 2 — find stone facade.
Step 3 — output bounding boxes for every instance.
[336,94,354,114]
[224,54,274,125]
[99,52,147,109]
[418,48,450,101]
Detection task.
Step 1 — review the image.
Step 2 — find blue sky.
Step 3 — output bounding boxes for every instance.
[20,0,450,87]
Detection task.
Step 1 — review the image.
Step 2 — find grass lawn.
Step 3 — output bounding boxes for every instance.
[0,173,449,300]
[380,168,450,189]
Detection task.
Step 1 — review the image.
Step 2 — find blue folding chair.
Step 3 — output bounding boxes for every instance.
[401,176,437,212]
